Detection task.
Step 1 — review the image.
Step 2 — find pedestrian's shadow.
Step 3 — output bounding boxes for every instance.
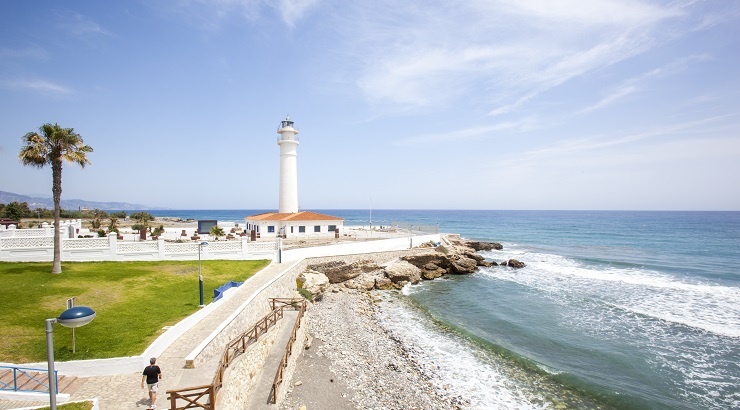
[135,397,152,408]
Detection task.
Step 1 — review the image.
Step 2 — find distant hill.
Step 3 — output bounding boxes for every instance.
[0,191,165,211]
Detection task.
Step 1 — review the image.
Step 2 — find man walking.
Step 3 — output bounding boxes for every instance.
[141,357,162,409]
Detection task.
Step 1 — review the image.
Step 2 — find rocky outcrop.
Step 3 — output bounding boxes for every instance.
[384,260,422,285]
[297,270,330,299]
[449,255,478,274]
[299,238,522,294]
[503,259,526,268]
[308,260,381,283]
[465,241,503,251]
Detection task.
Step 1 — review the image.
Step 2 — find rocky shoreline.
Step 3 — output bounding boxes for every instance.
[297,236,524,297]
[281,237,519,409]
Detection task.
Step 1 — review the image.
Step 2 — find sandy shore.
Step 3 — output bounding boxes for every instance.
[279,252,468,410]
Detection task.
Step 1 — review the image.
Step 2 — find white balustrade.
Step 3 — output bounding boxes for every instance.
[0,225,286,262]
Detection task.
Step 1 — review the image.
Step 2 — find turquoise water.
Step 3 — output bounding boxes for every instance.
[147,210,740,409]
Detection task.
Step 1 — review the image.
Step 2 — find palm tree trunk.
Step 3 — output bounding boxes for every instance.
[51,157,63,274]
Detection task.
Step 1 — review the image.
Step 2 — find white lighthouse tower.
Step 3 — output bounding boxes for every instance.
[245,116,343,240]
[277,116,299,213]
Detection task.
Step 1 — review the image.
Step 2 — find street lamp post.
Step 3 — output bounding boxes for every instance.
[198,241,208,307]
[46,306,96,410]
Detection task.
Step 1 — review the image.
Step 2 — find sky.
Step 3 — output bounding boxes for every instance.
[1,0,739,211]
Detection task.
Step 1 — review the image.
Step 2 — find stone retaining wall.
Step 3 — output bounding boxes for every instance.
[189,260,308,368]
[217,324,281,408]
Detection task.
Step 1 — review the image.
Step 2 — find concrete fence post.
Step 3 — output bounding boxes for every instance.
[158,237,166,259]
[108,232,117,260]
[241,237,249,259]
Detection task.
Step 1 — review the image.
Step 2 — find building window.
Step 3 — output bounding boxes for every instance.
[314,225,320,232]
[268,226,275,233]
[299,226,305,233]
[328,225,336,232]
[291,226,294,233]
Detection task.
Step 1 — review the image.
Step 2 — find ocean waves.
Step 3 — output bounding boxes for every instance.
[482,247,740,338]
[476,245,740,409]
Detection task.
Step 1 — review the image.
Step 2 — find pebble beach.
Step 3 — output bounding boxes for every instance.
[280,289,466,410]
[279,251,468,410]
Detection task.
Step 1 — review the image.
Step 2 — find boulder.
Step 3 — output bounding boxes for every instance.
[507,259,526,268]
[374,275,395,290]
[356,274,377,291]
[384,260,422,284]
[421,263,446,280]
[404,252,453,279]
[308,259,381,283]
[402,252,450,270]
[449,256,478,274]
[297,270,330,297]
[466,241,503,251]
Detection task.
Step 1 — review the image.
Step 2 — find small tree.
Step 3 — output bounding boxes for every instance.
[2,202,24,222]
[107,216,119,234]
[129,212,155,234]
[91,209,107,229]
[109,211,127,219]
[152,224,165,237]
[210,225,224,240]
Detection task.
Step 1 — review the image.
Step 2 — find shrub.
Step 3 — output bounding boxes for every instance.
[298,287,313,301]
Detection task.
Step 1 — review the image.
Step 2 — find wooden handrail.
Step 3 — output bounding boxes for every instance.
[166,384,214,410]
[270,299,307,403]
[167,298,306,410]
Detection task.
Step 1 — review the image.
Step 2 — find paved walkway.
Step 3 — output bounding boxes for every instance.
[0,261,298,410]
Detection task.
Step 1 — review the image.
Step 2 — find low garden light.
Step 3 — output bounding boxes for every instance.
[46,306,96,410]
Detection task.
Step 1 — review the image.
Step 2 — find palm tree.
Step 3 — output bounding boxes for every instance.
[18,123,93,274]
[210,225,225,240]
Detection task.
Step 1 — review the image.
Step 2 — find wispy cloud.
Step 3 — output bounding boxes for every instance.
[523,114,738,160]
[55,11,110,37]
[4,79,72,95]
[172,0,317,28]
[394,117,536,145]
[0,46,48,60]
[330,0,722,114]
[578,54,710,113]
[580,85,638,114]
[276,0,319,27]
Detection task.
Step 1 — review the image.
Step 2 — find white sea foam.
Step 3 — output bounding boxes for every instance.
[482,249,740,338]
[376,292,550,409]
[480,246,740,408]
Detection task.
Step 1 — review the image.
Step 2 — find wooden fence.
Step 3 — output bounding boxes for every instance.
[166,298,305,410]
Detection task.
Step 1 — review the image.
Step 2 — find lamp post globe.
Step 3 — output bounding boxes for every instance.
[46,306,95,410]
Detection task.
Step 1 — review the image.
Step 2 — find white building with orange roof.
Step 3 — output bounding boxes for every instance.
[245,116,344,239]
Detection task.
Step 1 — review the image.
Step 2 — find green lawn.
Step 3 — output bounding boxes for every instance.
[0,260,269,363]
[36,401,94,410]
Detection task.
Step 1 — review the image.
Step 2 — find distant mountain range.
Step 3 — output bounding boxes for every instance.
[0,191,165,211]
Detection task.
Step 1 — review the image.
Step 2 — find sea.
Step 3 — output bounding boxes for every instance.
[146,209,740,409]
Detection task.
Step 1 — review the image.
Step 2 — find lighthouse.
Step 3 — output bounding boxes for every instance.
[245,116,343,240]
[277,116,299,213]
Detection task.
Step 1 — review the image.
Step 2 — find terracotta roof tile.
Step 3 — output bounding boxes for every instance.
[245,211,344,221]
